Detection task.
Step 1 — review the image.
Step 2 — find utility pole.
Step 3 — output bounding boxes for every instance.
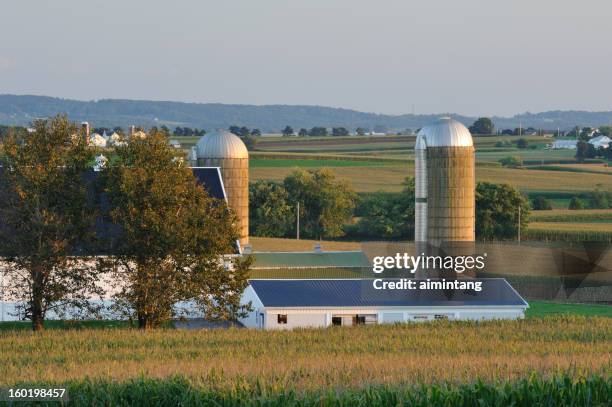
[296,202,300,240]
[518,205,521,245]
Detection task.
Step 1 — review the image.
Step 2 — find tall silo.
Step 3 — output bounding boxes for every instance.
[415,117,475,245]
[196,130,249,247]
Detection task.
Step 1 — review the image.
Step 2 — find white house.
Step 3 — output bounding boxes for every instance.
[588,135,610,149]
[239,279,528,330]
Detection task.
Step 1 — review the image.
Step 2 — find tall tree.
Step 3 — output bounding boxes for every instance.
[0,116,101,331]
[475,182,530,240]
[298,128,308,137]
[100,129,250,329]
[283,169,356,239]
[332,127,349,137]
[249,180,293,237]
[282,126,294,137]
[351,178,415,239]
[468,118,494,135]
[308,127,328,137]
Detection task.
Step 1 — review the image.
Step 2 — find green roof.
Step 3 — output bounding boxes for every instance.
[250,251,370,269]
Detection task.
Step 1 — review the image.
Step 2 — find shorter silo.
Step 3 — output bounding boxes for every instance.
[196,130,249,247]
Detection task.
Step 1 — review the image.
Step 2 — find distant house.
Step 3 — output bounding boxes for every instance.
[108,132,126,147]
[169,139,182,149]
[88,133,107,148]
[588,135,610,149]
[239,279,528,330]
[551,140,577,149]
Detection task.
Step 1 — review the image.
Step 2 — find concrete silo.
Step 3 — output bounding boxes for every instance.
[196,130,249,247]
[415,117,475,245]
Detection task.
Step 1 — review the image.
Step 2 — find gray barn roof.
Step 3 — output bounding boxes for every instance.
[249,279,527,308]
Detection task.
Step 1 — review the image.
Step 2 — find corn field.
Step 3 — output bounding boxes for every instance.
[0,317,609,390]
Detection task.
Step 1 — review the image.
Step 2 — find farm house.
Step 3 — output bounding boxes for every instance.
[239,279,528,330]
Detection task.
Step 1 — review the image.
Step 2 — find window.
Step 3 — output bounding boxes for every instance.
[332,316,342,326]
[434,314,449,320]
[277,314,287,324]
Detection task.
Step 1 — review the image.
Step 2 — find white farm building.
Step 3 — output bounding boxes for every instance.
[239,279,528,330]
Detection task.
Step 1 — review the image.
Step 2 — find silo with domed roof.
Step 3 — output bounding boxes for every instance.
[196,130,249,247]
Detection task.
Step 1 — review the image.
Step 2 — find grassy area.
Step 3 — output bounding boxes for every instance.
[0,317,608,387]
[0,320,131,331]
[527,301,612,318]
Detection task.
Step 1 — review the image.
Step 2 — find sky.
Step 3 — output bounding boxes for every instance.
[1,0,611,117]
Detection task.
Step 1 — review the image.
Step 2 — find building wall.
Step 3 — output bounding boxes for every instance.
[240,306,525,330]
[197,157,249,246]
[426,146,475,243]
[265,312,327,330]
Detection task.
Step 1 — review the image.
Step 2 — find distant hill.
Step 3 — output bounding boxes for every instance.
[1,94,612,132]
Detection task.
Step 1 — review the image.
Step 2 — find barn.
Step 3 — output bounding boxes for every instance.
[239,278,528,330]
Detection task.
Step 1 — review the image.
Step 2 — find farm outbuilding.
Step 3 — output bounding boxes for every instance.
[239,279,528,330]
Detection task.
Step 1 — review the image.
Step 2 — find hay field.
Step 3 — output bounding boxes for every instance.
[251,165,612,193]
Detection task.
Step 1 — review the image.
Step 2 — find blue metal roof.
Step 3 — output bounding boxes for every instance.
[249,279,528,308]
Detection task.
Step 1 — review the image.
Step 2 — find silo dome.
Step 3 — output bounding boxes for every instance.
[417,117,473,147]
[196,130,249,159]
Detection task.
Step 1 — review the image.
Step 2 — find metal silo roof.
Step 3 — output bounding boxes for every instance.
[417,117,473,147]
[196,130,249,159]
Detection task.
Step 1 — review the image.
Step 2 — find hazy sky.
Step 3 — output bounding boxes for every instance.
[1,1,611,116]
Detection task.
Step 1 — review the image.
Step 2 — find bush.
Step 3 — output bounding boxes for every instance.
[531,196,552,210]
[499,156,523,168]
[568,197,585,210]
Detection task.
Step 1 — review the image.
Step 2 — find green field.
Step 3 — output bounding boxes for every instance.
[527,301,612,318]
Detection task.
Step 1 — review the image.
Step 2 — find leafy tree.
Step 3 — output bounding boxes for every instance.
[516,138,529,149]
[351,179,415,239]
[283,169,356,239]
[475,182,530,240]
[598,125,612,137]
[469,118,494,135]
[499,156,522,168]
[579,127,593,141]
[249,181,293,237]
[568,197,585,210]
[575,141,592,162]
[240,134,257,150]
[298,128,308,137]
[282,126,294,137]
[100,129,250,329]
[251,128,261,137]
[531,195,552,210]
[0,115,101,331]
[587,187,612,209]
[332,127,349,137]
[308,127,328,137]
[229,126,257,150]
[356,127,366,136]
